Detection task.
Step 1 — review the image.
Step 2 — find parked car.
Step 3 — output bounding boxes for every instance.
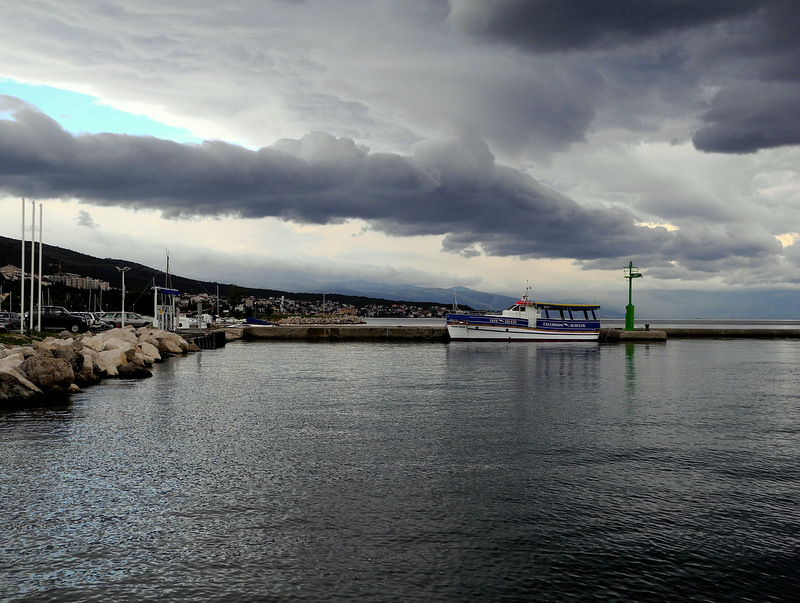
[26,306,89,333]
[72,312,111,331]
[0,311,22,332]
[98,311,155,328]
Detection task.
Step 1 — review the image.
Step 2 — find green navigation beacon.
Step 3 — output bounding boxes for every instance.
[624,260,643,331]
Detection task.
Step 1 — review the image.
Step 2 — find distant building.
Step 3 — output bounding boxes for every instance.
[1,264,20,280]
[50,272,110,291]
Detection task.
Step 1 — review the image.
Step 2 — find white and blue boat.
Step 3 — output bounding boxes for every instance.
[446,288,600,342]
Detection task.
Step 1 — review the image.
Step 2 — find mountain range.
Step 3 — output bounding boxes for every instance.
[0,235,512,311]
[3,235,799,318]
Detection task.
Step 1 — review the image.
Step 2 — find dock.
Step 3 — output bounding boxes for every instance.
[600,327,800,341]
[181,325,800,346]
[600,328,666,342]
[197,324,450,343]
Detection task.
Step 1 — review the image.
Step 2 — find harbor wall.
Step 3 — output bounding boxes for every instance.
[217,325,449,342]
[659,328,800,338]
[600,327,800,341]
[213,325,800,343]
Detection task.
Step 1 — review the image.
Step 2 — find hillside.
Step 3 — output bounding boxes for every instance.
[0,235,464,310]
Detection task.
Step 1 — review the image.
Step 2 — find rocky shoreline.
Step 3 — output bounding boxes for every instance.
[0,327,197,408]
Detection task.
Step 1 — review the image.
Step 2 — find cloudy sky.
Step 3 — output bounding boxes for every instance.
[2,0,800,306]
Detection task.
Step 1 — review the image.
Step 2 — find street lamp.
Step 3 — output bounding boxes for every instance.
[117,266,130,327]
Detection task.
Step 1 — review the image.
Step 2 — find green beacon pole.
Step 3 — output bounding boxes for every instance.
[624,261,643,331]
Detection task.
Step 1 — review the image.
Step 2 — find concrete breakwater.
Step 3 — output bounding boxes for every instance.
[218,324,449,342]
[600,327,800,341]
[220,324,800,343]
[660,327,800,338]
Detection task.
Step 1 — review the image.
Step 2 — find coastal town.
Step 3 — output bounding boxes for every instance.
[0,262,453,322]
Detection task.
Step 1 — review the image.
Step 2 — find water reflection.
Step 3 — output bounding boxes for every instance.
[0,402,75,433]
[1,340,799,601]
[625,342,636,401]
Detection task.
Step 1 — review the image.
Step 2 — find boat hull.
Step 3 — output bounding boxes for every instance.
[447,323,599,341]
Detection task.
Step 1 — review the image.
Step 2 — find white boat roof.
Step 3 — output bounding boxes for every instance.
[511,300,600,310]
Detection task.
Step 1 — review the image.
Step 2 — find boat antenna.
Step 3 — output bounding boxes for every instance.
[523,281,531,301]
[164,249,172,289]
[452,288,459,312]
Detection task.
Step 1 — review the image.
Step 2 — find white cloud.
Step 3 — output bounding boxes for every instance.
[75,209,97,228]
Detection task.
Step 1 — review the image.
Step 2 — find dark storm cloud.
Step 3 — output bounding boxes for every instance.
[447,0,763,52]
[1,97,690,263]
[448,0,800,154]
[2,97,786,275]
[693,83,800,153]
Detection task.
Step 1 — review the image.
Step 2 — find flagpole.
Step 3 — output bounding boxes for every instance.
[29,199,36,331]
[20,199,26,334]
[38,203,43,331]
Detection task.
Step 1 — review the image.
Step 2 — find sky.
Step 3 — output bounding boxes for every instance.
[2,0,800,310]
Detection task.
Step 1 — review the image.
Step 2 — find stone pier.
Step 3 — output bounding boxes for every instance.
[220,324,449,342]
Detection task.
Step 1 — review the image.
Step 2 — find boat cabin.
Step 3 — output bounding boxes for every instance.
[502,300,600,321]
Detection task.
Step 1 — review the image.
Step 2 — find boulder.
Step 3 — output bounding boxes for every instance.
[133,348,156,366]
[139,341,162,362]
[69,350,97,387]
[38,337,78,352]
[81,335,106,353]
[0,353,26,376]
[108,327,139,345]
[95,349,128,377]
[1,346,37,359]
[82,328,137,353]
[156,337,185,356]
[20,356,75,393]
[117,362,152,379]
[0,370,43,404]
[149,329,190,354]
[52,349,85,375]
[102,338,137,357]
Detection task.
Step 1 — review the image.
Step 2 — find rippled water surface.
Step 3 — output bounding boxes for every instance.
[2,339,799,601]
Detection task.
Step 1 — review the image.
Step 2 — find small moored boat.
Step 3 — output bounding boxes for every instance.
[447,288,600,342]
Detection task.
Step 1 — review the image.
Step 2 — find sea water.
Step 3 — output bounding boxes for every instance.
[1,339,798,601]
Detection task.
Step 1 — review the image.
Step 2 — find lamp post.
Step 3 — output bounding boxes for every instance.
[623,260,643,331]
[117,266,130,327]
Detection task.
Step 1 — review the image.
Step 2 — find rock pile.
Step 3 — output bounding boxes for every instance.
[0,327,196,407]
